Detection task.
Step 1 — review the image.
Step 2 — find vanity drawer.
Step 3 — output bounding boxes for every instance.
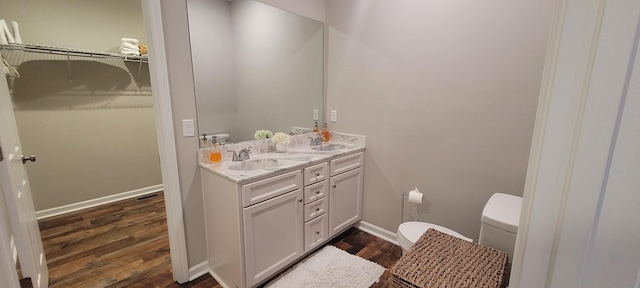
[304,213,328,252]
[304,180,328,204]
[304,197,328,222]
[304,162,329,186]
[241,170,303,207]
[330,152,364,176]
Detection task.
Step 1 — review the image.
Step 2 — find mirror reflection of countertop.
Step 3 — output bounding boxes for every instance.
[199,132,366,184]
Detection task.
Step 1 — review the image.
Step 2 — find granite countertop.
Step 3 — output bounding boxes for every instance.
[199,132,366,184]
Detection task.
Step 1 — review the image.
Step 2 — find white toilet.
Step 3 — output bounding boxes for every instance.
[396,192,523,261]
[397,222,473,252]
[479,193,522,262]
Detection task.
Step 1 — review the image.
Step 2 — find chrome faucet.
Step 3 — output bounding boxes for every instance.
[228,147,252,162]
[309,135,323,146]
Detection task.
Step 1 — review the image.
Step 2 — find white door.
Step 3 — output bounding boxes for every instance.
[511,0,640,286]
[0,51,49,288]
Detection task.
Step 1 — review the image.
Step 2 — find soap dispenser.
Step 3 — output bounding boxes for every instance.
[322,123,330,142]
[209,136,222,163]
[200,134,208,148]
[200,134,212,163]
[313,121,319,132]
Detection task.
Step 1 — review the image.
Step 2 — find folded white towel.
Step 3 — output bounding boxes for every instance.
[0,19,14,44]
[121,37,139,45]
[120,42,139,50]
[120,47,140,56]
[11,21,22,44]
[120,50,140,56]
[0,23,7,45]
[120,47,139,53]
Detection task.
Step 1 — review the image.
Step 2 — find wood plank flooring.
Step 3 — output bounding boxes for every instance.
[32,192,402,287]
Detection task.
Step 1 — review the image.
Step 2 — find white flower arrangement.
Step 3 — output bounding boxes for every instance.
[254,129,273,140]
[271,132,291,144]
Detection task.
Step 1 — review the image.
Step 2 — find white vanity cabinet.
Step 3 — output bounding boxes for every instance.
[201,149,364,288]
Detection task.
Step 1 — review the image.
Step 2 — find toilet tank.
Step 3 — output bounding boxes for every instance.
[479,193,522,262]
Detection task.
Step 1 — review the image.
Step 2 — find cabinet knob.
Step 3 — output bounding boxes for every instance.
[316,207,320,211]
[316,231,320,235]
[315,172,320,177]
[316,191,320,195]
[298,199,303,203]
[332,184,337,188]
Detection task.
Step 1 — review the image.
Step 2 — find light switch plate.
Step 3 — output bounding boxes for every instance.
[182,119,195,137]
[330,110,337,122]
[313,109,319,121]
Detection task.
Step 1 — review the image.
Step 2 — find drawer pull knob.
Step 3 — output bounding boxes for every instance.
[298,199,303,203]
[332,184,337,188]
[316,191,320,194]
[316,208,320,211]
[315,172,320,177]
[316,231,320,235]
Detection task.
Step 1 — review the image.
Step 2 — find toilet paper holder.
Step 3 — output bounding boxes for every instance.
[401,187,423,222]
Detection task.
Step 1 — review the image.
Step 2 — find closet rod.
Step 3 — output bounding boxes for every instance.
[0,43,148,63]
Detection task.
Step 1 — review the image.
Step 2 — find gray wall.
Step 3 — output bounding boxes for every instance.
[258,0,326,23]
[0,0,147,52]
[325,0,553,239]
[0,0,161,211]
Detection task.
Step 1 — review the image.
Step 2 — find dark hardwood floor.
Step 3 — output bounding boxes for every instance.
[31,192,402,287]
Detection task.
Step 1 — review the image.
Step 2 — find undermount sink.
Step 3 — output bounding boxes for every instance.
[228,158,279,171]
[312,143,346,151]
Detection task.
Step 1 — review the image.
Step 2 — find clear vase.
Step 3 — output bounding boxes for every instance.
[275,142,288,153]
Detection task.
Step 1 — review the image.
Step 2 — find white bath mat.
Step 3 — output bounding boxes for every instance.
[265,245,385,288]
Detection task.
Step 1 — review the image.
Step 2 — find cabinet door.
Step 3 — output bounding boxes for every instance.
[243,189,304,287]
[329,167,363,237]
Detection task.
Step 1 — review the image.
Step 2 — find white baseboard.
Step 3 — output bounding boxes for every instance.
[188,261,209,281]
[356,221,399,245]
[36,184,163,220]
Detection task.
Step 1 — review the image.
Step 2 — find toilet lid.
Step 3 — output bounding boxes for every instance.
[398,222,472,244]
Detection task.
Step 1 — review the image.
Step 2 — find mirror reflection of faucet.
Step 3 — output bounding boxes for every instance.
[228,147,252,162]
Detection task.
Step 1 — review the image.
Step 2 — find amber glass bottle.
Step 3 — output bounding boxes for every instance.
[322,123,330,142]
[209,136,222,162]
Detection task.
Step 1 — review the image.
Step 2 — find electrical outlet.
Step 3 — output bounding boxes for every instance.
[330,110,337,122]
[181,119,195,137]
[313,109,319,121]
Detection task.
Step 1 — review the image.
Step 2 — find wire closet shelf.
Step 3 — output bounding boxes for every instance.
[0,43,148,63]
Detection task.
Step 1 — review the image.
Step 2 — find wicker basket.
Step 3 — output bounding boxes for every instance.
[390,228,508,288]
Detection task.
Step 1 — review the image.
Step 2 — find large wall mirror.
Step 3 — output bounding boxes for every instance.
[187,0,324,143]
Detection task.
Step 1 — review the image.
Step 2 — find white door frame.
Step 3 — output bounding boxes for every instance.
[510,0,640,286]
[141,0,189,283]
[0,185,21,288]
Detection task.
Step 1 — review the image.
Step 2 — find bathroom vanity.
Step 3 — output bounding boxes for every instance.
[200,134,365,288]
